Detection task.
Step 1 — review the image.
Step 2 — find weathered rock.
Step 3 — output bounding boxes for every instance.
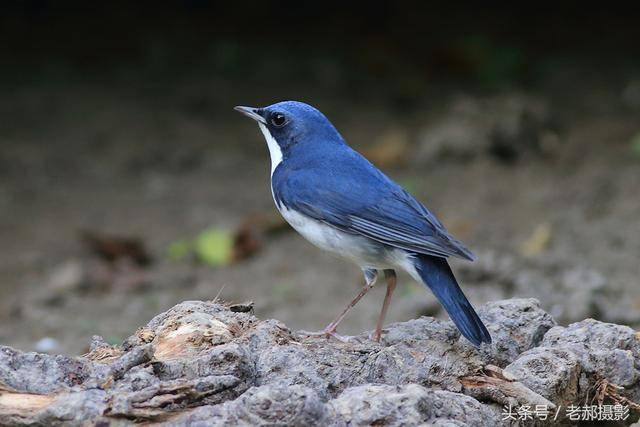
[505,346,582,407]
[0,299,638,425]
[543,319,640,402]
[475,298,556,367]
[162,382,328,426]
[106,374,243,420]
[254,342,331,397]
[0,346,109,394]
[347,316,480,390]
[327,384,498,427]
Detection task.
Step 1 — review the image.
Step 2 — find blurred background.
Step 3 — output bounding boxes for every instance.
[1,2,639,354]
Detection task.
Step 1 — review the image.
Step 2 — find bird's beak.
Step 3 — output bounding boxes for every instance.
[234,106,267,124]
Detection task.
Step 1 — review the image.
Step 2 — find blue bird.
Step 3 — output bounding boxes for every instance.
[235,101,491,347]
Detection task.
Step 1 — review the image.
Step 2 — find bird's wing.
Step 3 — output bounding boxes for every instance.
[273,160,475,261]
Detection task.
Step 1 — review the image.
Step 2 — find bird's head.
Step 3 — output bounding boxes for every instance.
[235,101,342,173]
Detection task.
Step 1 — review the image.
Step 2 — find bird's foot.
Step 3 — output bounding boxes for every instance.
[298,328,354,343]
[369,331,381,342]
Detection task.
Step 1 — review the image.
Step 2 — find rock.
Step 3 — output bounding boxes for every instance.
[327,384,497,427]
[254,343,331,398]
[167,383,499,427]
[328,384,433,426]
[475,298,556,366]
[0,346,109,394]
[162,383,327,426]
[543,319,640,400]
[505,347,582,406]
[106,374,243,419]
[358,316,483,391]
[0,298,638,426]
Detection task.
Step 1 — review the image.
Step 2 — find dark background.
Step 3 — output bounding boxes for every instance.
[1,2,639,354]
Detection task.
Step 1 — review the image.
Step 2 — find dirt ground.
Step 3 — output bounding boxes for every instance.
[0,59,639,355]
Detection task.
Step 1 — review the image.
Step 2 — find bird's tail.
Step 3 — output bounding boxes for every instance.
[413,254,491,347]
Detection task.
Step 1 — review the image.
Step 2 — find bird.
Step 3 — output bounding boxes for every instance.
[234,101,491,347]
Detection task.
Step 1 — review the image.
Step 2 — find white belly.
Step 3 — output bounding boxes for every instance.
[277,205,414,272]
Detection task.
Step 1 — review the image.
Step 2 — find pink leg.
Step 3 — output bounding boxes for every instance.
[324,283,374,333]
[300,269,378,341]
[372,270,397,342]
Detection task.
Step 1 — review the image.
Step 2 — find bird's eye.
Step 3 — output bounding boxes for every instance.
[270,112,287,127]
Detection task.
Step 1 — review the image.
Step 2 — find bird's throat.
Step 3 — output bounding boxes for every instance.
[258,123,283,176]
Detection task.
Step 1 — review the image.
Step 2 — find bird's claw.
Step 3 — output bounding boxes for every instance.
[369,331,382,342]
[298,329,354,343]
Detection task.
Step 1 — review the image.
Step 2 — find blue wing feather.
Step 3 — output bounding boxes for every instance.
[272,144,475,261]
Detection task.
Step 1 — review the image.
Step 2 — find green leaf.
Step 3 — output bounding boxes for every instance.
[194,227,233,266]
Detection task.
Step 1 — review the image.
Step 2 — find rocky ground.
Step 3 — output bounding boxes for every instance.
[1,298,638,425]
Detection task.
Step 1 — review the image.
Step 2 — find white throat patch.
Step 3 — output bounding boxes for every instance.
[258,123,283,176]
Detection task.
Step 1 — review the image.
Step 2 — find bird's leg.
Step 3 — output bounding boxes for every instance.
[300,269,378,341]
[323,269,377,333]
[371,269,397,342]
